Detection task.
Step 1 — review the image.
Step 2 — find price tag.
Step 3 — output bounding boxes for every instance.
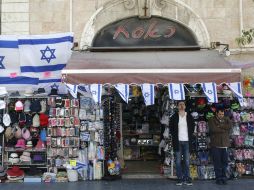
[70,160,76,167]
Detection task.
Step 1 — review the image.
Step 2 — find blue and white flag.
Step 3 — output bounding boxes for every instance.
[78,84,91,96]
[0,36,20,77]
[66,83,78,98]
[18,32,73,79]
[89,84,102,104]
[202,83,218,103]
[168,83,185,100]
[114,84,129,103]
[141,83,155,106]
[227,82,244,106]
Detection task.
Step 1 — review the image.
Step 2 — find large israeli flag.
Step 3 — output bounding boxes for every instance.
[141,83,155,106]
[168,83,185,100]
[0,36,39,90]
[18,32,73,79]
[227,82,244,106]
[89,84,102,104]
[202,82,218,103]
[114,84,129,103]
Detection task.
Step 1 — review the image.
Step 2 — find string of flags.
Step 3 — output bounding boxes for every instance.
[65,82,244,106]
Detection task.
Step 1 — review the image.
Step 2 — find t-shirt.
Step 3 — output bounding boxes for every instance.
[178,112,189,141]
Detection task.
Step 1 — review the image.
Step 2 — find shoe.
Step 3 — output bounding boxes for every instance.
[216,179,223,185]
[176,180,183,186]
[185,179,193,186]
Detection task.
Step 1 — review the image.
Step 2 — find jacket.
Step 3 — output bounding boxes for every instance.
[169,112,195,152]
[208,116,232,148]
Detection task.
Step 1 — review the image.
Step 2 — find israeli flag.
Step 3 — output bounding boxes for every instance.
[0,36,20,77]
[114,84,129,103]
[66,83,78,98]
[141,83,155,106]
[89,84,102,104]
[202,83,218,103]
[227,82,244,106]
[78,84,91,96]
[168,83,185,100]
[18,32,73,78]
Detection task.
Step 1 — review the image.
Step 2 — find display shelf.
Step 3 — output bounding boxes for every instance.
[5,148,46,152]
[124,144,159,147]
[5,162,46,166]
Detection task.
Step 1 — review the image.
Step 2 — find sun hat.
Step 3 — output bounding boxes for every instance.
[0,87,8,96]
[8,153,20,164]
[3,113,11,126]
[15,100,23,111]
[32,114,40,127]
[22,127,31,140]
[24,88,34,96]
[0,100,6,110]
[24,100,31,112]
[7,166,24,177]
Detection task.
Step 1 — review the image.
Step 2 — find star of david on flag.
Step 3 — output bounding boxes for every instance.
[18,32,73,79]
[168,83,185,100]
[141,83,155,106]
[114,84,129,103]
[51,83,59,90]
[0,56,5,69]
[89,84,102,104]
[202,83,218,103]
[40,46,56,63]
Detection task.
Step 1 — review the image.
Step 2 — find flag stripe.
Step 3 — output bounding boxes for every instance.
[38,78,62,83]
[0,77,38,84]
[18,36,74,45]
[21,64,66,73]
[212,83,217,103]
[169,84,173,100]
[180,84,184,100]
[0,41,18,48]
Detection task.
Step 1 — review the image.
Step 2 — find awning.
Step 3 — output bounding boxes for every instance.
[62,50,241,84]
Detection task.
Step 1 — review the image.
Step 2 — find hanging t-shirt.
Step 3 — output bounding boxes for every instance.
[178,112,189,141]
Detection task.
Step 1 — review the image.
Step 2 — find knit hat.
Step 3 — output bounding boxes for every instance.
[8,153,19,164]
[30,100,41,113]
[35,139,46,149]
[26,141,33,148]
[14,124,22,139]
[32,114,40,127]
[15,100,23,111]
[15,138,26,149]
[40,100,47,113]
[20,151,31,162]
[22,128,31,140]
[39,113,48,127]
[40,128,47,142]
[24,100,31,112]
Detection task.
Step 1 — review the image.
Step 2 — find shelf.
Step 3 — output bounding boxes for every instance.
[123,133,160,136]
[5,148,46,152]
[5,162,46,166]
[124,144,159,147]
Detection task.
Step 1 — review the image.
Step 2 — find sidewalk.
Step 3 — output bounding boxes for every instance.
[0,179,254,190]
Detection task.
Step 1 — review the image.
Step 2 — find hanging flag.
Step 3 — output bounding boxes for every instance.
[78,84,91,96]
[141,83,155,106]
[66,83,78,98]
[227,82,244,106]
[168,83,185,100]
[18,32,73,79]
[114,84,129,103]
[89,84,102,104]
[202,83,218,103]
[37,78,68,95]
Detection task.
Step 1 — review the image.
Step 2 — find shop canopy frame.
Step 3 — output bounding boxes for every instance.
[62,50,241,84]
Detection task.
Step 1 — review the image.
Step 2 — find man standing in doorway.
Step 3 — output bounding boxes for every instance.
[170,101,195,186]
[208,108,232,185]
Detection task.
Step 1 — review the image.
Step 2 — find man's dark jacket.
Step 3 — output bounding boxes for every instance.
[169,112,195,152]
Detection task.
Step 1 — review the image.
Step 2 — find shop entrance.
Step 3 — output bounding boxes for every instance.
[121,87,162,176]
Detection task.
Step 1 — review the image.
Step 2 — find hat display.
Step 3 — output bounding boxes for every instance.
[20,151,31,162]
[15,138,26,149]
[22,128,31,140]
[32,114,40,127]
[0,100,6,110]
[15,100,23,111]
[39,113,48,127]
[9,91,20,97]
[3,113,11,127]
[24,88,34,97]
[24,100,31,112]
[8,153,20,164]
[7,166,24,177]
[0,87,8,96]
